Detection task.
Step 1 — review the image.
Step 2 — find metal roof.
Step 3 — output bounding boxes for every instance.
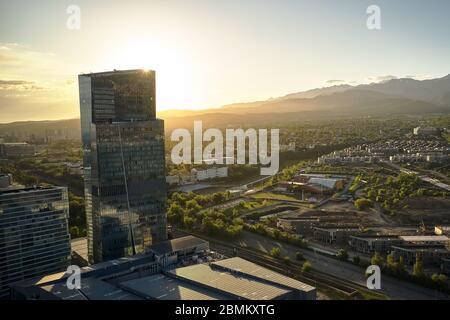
[308,177,342,189]
[150,235,208,256]
[168,263,290,300]
[41,277,141,300]
[212,257,315,293]
[400,235,450,242]
[120,274,230,300]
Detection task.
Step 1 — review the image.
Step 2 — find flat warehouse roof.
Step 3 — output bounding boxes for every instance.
[77,278,141,300]
[212,257,315,293]
[168,262,296,300]
[120,274,230,300]
[400,235,450,242]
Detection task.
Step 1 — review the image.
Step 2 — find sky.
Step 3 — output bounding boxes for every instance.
[0,0,449,122]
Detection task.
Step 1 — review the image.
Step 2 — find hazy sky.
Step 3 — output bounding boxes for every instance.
[0,0,449,122]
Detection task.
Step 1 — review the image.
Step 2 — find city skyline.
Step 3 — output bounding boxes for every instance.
[1,0,450,122]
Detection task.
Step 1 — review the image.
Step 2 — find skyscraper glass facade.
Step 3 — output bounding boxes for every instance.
[0,186,71,299]
[79,69,167,264]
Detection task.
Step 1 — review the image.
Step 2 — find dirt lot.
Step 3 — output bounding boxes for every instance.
[395,197,450,225]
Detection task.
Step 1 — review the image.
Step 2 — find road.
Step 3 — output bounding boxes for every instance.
[234,230,450,300]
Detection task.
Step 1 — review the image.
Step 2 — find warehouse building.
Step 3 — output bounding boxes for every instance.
[11,239,315,300]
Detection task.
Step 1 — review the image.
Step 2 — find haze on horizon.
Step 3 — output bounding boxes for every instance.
[0,0,450,123]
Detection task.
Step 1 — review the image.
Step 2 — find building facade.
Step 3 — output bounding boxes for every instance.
[0,186,71,299]
[79,69,167,264]
[0,142,35,158]
[349,235,403,254]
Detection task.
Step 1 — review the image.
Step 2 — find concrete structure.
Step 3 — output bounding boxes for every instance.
[0,186,71,299]
[349,235,403,254]
[392,244,450,266]
[149,235,209,267]
[79,69,167,264]
[191,166,228,181]
[399,235,450,246]
[166,175,180,186]
[442,258,450,275]
[313,227,359,245]
[0,142,35,158]
[280,142,296,152]
[65,162,83,175]
[10,239,316,300]
[71,238,89,267]
[413,126,439,136]
[0,173,13,188]
[278,217,319,235]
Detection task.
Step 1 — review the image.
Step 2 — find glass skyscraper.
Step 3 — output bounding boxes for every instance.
[0,186,71,299]
[79,69,167,264]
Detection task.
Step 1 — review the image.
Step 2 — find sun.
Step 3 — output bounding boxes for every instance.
[107,41,199,111]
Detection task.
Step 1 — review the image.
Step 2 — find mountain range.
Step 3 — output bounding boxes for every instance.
[160,74,450,117]
[1,74,449,134]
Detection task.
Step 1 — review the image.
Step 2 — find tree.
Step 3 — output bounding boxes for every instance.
[273,229,281,239]
[301,261,312,273]
[185,199,202,215]
[167,202,183,224]
[413,253,424,278]
[371,252,384,266]
[386,252,405,275]
[69,226,80,238]
[431,274,448,291]
[269,247,281,258]
[336,249,348,261]
[283,256,291,265]
[354,198,372,210]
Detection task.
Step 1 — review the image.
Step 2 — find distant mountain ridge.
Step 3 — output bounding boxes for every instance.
[1,74,449,134]
[158,74,450,122]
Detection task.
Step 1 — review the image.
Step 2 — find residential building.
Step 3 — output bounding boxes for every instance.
[79,69,167,264]
[0,186,71,299]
